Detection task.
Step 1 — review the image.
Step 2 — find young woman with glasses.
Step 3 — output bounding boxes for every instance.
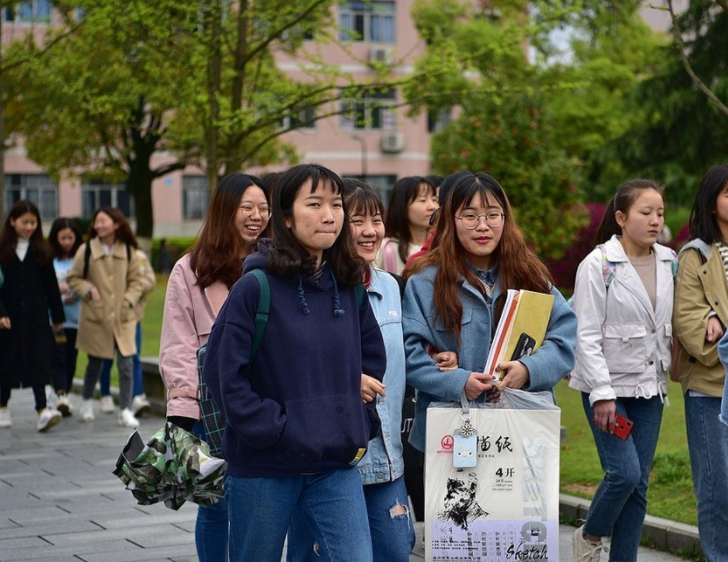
[401,172,577,455]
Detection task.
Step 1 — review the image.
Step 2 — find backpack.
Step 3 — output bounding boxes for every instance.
[197,269,365,457]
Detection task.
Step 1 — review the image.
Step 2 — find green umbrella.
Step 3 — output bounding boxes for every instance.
[113,422,226,510]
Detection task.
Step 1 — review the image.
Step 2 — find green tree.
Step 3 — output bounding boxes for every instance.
[600,0,728,206]
[406,0,585,259]
[9,0,407,237]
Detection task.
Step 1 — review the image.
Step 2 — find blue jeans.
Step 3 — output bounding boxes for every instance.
[226,468,372,562]
[581,393,663,562]
[685,394,728,562]
[287,476,414,562]
[196,498,229,562]
[721,379,728,426]
[99,323,143,397]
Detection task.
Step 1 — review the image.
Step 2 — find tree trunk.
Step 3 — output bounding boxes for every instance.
[224,0,249,176]
[127,136,156,240]
[205,0,222,193]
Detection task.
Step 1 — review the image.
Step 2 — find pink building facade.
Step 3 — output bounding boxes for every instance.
[2,0,435,236]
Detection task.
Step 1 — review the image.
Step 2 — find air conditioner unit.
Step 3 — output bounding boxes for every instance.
[381,132,404,153]
[369,47,393,65]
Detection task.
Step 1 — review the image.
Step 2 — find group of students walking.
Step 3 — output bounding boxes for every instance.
[1,161,726,562]
[153,162,727,562]
[0,204,156,432]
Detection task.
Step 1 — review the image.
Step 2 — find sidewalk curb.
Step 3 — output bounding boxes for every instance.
[559,493,703,558]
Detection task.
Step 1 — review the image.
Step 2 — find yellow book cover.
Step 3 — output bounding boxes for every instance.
[500,290,554,375]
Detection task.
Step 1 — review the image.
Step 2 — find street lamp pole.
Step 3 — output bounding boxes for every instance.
[350,134,367,182]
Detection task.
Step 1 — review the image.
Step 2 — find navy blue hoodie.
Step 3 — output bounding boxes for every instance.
[204,248,387,477]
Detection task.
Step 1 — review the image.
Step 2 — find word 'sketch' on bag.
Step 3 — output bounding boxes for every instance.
[425,388,561,562]
[196,271,366,458]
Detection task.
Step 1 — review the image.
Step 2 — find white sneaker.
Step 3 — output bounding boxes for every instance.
[0,408,11,428]
[56,395,73,417]
[46,385,58,408]
[37,408,62,432]
[118,408,140,429]
[80,399,95,422]
[100,395,115,413]
[573,526,608,562]
[131,394,151,416]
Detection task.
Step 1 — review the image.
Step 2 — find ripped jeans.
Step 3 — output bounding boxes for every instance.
[287,476,414,562]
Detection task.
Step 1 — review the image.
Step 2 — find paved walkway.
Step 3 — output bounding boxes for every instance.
[0,390,692,561]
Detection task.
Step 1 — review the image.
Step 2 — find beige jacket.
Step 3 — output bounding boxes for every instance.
[133,249,157,322]
[673,241,728,397]
[67,238,144,358]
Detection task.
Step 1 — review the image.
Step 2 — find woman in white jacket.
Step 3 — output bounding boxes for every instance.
[569,179,676,562]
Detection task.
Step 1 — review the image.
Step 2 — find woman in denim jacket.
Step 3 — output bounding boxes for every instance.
[402,172,577,454]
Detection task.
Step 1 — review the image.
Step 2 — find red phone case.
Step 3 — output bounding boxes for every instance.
[613,414,634,440]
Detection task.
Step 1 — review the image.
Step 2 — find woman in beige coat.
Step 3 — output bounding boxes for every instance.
[67,207,144,428]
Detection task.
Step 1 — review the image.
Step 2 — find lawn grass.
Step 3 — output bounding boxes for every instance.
[557,378,697,526]
[83,276,700,527]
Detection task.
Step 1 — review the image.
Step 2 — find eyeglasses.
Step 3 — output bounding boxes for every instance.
[455,212,505,229]
[241,205,271,217]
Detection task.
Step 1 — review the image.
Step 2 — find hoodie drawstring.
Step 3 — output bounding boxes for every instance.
[296,270,347,317]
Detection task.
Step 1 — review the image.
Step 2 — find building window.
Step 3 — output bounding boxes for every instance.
[340,1,395,43]
[427,108,453,134]
[81,180,135,219]
[341,88,397,131]
[4,174,58,220]
[281,108,316,131]
[347,174,396,206]
[183,176,209,219]
[3,0,52,23]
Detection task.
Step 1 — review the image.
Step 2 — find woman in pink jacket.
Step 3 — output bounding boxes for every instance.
[159,172,270,562]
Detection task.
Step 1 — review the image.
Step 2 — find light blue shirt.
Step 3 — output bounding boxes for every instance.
[357,267,406,485]
[54,257,80,329]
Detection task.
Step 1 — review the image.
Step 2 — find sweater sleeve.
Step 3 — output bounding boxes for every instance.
[204,273,286,450]
[42,259,65,325]
[358,291,387,382]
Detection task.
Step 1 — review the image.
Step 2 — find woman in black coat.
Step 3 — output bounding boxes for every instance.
[0,201,65,432]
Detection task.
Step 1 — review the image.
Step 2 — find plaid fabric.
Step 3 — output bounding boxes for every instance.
[197,345,225,458]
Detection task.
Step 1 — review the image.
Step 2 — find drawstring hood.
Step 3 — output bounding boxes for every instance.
[295,269,346,317]
[297,277,311,315]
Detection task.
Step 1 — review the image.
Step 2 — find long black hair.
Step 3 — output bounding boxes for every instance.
[384,176,436,263]
[49,218,83,260]
[689,165,728,244]
[595,179,664,244]
[266,164,365,285]
[0,200,52,266]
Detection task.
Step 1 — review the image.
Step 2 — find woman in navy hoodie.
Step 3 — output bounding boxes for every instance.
[204,163,387,562]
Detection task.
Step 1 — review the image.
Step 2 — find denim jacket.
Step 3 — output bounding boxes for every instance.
[357,267,406,485]
[402,265,577,452]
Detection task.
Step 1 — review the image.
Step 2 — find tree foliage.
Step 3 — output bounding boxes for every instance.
[6,0,406,236]
[407,0,586,259]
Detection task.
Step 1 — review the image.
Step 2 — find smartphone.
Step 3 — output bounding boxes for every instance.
[511,333,536,361]
[613,414,634,440]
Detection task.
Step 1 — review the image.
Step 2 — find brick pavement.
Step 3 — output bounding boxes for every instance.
[0,389,693,561]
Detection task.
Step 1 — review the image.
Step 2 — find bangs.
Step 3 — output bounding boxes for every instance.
[347,190,384,218]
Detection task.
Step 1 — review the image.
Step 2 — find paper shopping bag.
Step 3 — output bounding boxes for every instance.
[425,401,561,561]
